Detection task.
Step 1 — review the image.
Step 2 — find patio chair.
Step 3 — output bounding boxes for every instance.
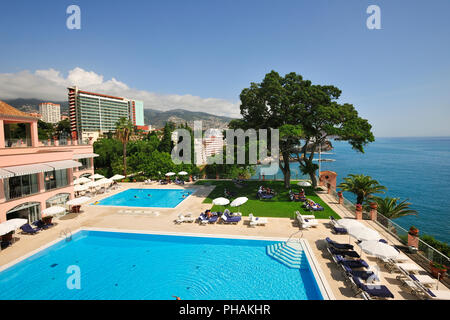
[413,283,450,300]
[20,224,40,234]
[325,237,354,250]
[350,276,394,299]
[248,213,268,227]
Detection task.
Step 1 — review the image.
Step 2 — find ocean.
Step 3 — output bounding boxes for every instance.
[253,137,450,244]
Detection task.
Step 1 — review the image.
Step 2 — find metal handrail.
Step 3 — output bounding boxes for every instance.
[331,189,449,266]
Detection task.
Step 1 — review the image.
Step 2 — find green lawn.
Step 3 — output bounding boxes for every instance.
[194,180,341,219]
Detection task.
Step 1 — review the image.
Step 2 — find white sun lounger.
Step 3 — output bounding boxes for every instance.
[295,211,318,229]
[175,213,195,224]
[394,263,423,274]
[248,213,268,227]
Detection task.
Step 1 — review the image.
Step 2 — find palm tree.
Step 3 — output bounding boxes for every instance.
[115,117,134,177]
[337,174,386,204]
[371,197,418,219]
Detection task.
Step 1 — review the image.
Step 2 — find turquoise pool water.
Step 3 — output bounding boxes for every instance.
[93,188,194,208]
[0,231,324,300]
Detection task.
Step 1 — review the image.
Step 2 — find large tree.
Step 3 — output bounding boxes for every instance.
[235,71,375,188]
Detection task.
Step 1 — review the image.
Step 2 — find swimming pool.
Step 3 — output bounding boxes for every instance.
[93,188,194,208]
[0,230,327,300]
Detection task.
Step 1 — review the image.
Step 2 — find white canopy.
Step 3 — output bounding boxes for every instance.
[42,206,66,217]
[2,218,27,231]
[348,226,381,241]
[74,177,91,185]
[0,168,14,179]
[0,224,12,236]
[231,197,248,207]
[358,240,400,260]
[337,219,365,229]
[84,181,96,188]
[178,171,188,175]
[165,172,176,176]
[74,184,88,192]
[90,173,104,179]
[45,160,82,170]
[213,197,230,206]
[97,178,111,185]
[66,196,92,206]
[73,153,99,160]
[110,174,125,180]
[297,181,312,187]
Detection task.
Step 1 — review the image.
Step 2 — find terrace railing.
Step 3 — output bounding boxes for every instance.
[328,189,450,270]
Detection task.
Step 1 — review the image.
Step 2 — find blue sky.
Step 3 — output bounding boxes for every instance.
[0,0,449,137]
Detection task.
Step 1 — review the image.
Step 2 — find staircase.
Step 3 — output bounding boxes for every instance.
[266,241,308,269]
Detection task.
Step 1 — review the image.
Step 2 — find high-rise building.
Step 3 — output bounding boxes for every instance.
[39,103,61,124]
[68,86,145,141]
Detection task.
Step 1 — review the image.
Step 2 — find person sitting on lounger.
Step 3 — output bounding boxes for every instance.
[205,210,213,219]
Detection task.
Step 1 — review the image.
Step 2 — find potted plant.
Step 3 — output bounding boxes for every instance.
[430,262,447,279]
[409,226,419,236]
[408,226,419,249]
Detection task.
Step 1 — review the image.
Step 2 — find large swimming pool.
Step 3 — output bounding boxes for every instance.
[0,231,326,300]
[92,188,194,208]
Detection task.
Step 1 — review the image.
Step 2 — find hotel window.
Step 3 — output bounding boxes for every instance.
[4,174,39,201]
[79,158,92,170]
[44,169,68,191]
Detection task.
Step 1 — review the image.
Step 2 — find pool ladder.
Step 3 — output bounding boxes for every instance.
[60,228,72,242]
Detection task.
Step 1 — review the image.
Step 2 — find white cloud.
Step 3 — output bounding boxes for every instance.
[0,67,240,118]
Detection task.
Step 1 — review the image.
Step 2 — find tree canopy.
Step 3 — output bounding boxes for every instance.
[233,70,375,188]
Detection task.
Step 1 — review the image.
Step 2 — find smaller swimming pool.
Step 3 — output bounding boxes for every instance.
[92,188,194,208]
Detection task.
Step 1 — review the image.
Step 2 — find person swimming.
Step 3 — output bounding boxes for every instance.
[148,194,151,197]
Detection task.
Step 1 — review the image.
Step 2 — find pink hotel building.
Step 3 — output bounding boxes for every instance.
[0,101,97,223]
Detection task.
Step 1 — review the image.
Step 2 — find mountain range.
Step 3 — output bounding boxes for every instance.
[3,98,234,129]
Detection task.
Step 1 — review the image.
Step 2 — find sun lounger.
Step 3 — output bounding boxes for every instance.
[328,247,361,259]
[389,263,423,274]
[334,255,369,269]
[417,287,450,300]
[342,265,379,282]
[221,213,241,224]
[295,211,318,229]
[33,220,52,230]
[326,237,354,250]
[20,223,40,234]
[410,274,437,287]
[350,276,394,299]
[175,213,195,224]
[248,213,268,227]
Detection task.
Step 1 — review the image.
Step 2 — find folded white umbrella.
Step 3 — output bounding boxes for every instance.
[231,197,248,207]
[74,184,88,192]
[66,196,92,206]
[348,226,381,241]
[337,219,365,229]
[2,218,27,230]
[178,171,188,175]
[297,181,311,187]
[42,206,66,217]
[90,173,104,179]
[165,172,176,176]
[110,174,125,180]
[358,240,400,259]
[213,197,230,206]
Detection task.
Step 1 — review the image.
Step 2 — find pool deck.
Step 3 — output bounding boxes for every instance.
[0,182,448,300]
